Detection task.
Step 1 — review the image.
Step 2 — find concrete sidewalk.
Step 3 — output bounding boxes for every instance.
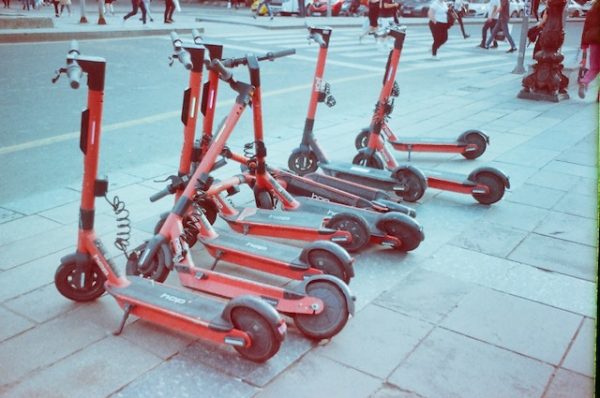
[0,8,598,398]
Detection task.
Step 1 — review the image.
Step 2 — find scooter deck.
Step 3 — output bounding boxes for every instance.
[106,276,231,331]
[304,173,387,202]
[223,207,328,229]
[389,136,462,146]
[422,168,474,185]
[319,161,397,190]
[204,227,306,267]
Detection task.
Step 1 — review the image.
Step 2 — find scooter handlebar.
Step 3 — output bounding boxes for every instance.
[308,33,326,47]
[170,31,193,70]
[192,28,203,44]
[66,63,82,89]
[149,186,173,202]
[221,48,296,68]
[209,58,233,81]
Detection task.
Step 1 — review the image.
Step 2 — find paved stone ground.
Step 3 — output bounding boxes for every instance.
[0,7,597,398]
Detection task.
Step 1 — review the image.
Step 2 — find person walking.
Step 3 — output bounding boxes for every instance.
[141,0,154,21]
[253,0,273,19]
[359,0,381,42]
[58,0,71,15]
[51,0,59,15]
[480,0,499,48]
[3,0,10,8]
[578,0,600,99]
[485,0,516,52]
[428,0,450,59]
[123,0,147,25]
[451,0,469,38]
[164,0,175,22]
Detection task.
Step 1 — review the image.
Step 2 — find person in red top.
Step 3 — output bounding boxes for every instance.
[579,0,600,99]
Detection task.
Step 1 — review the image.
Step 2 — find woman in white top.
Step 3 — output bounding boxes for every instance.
[428,0,450,58]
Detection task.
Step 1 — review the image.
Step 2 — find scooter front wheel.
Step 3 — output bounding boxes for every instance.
[380,216,423,252]
[55,259,106,302]
[288,150,319,176]
[293,281,349,340]
[354,129,369,150]
[307,248,350,284]
[326,213,370,253]
[352,152,384,170]
[472,172,506,205]
[392,168,426,202]
[231,307,281,363]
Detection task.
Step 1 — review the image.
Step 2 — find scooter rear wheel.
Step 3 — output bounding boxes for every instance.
[55,259,106,302]
[352,152,384,169]
[288,151,319,176]
[293,281,349,340]
[325,213,370,253]
[126,241,170,283]
[231,307,281,363]
[472,172,506,205]
[307,249,350,284]
[354,129,369,150]
[461,132,487,160]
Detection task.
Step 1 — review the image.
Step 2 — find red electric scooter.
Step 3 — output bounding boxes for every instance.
[189,31,424,252]
[130,34,354,340]
[52,41,286,362]
[288,26,510,205]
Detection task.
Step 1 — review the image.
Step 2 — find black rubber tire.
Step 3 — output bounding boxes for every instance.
[382,219,422,252]
[461,132,487,160]
[392,168,426,202]
[472,172,506,205]
[354,129,369,150]
[231,307,281,363]
[126,240,170,283]
[55,259,106,302]
[288,151,319,176]
[351,152,384,170]
[293,281,350,340]
[255,189,274,210]
[326,213,370,253]
[307,249,350,284]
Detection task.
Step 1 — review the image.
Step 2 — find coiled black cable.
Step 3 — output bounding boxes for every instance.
[104,195,131,257]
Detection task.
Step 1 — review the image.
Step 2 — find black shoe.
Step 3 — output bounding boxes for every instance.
[491,42,498,48]
[464,34,470,39]
[506,47,517,53]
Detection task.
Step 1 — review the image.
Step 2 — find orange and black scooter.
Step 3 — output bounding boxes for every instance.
[288,26,510,205]
[52,41,286,362]
[129,34,355,340]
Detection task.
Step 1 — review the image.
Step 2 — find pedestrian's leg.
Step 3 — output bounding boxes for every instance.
[52,0,58,14]
[458,13,468,38]
[123,0,138,20]
[503,20,516,50]
[480,20,489,46]
[485,21,501,48]
[580,43,600,98]
[429,21,439,56]
[140,0,147,23]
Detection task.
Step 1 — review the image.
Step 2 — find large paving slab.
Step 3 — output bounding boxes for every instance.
[256,351,382,398]
[544,368,596,398]
[374,269,474,324]
[561,317,596,378]
[440,287,583,365]
[388,328,555,398]
[315,304,433,379]
[2,336,162,398]
[449,220,528,258]
[508,233,597,281]
[423,245,597,317]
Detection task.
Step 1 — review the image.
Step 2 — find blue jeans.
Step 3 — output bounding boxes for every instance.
[486,18,515,48]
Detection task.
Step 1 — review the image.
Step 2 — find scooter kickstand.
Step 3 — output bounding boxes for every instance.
[114,303,133,336]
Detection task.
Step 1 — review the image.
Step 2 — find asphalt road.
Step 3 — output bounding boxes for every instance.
[0,21,584,204]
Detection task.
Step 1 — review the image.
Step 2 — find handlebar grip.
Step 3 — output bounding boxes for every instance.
[210,58,232,81]
[261,48,296,61]
[69,40,80,55]
[149,187,172,202]
[192,28,203,43]
[179,50,193,70]
[66,63,82,89]
[170,31,181,46]
[309,33,326,47]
